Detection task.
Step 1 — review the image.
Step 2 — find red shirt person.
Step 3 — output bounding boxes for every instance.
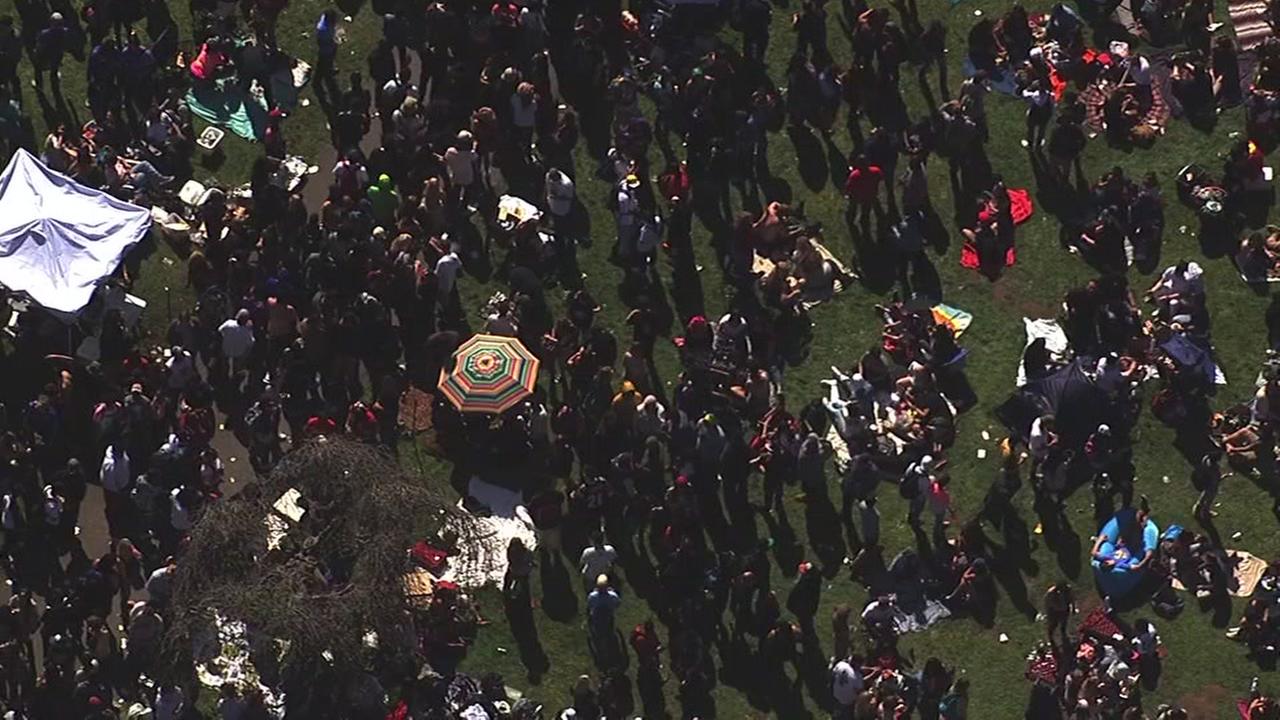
[844,155,884,206]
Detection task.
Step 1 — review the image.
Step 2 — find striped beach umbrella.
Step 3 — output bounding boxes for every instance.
[437,334,540,414]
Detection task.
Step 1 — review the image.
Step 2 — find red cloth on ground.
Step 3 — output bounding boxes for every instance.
[1008,188,1034,224]
[1077,605,1122,639]
[960,243,1016,269]
[410,541,449,572]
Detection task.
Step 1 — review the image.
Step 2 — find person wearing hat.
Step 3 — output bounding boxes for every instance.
[366,173,399,226]
[614,173,642,262]
[1084,423,1118,473]
[33,12,68,90]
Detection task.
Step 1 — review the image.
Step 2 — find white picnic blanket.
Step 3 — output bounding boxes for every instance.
[1017,318,1070,387]
[443,478,538,588]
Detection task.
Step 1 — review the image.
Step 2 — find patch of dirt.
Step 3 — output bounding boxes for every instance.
[1177,683,1233,719]
[992,280,1059,319]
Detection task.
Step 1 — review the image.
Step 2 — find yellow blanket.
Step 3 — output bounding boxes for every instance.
[1171,549,1268,598]
[752,239,851,310]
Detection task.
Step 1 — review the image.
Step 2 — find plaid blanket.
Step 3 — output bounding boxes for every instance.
[1230,0,1273,53]
[1081,80,1170,134]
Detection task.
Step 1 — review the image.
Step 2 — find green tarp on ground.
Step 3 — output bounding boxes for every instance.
[185,61,309,142]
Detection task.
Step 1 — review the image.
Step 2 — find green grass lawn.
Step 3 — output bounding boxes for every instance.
[3,0,1278,716]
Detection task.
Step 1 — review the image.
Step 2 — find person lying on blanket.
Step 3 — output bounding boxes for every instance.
[789,236,836,297]
[1157,525,1226,599]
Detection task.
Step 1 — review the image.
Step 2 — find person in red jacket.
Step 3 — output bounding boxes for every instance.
[844,154,884,237]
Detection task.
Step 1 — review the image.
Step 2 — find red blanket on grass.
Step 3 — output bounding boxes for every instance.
[960,189,1033,269]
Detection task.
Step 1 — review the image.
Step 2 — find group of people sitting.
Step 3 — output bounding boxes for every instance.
[1071,167,1165,273]
[1025,590,1172,720]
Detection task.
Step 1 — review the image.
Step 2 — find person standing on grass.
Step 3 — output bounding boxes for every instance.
[901,454,934,528]
[1191,452,1223,521]
[1043,581,1074,648]
[32,13,68,92]
[1021,78,1055,149]
[587,574,621,646]
[844,154,884,240]
[928,474,955,541]
[315,9,340,94]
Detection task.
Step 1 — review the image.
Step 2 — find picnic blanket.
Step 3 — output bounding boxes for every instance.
[186,62,311,141]
[443,478,538,588]
[187,81,268,141]
[959,189,1033,270]
[961,58,1020,95]
[1171,549,1268,598]
[1229,0,1273,53]
[1150,49,1258,117]
[1017,318,1070,386]
[931,304,973,339]
[1077,604,1123,639]
[752,238,852,310]
[1080,79,1170,134]
[892,599,953,634]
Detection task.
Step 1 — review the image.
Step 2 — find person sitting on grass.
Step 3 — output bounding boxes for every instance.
[1237,231,1280,281]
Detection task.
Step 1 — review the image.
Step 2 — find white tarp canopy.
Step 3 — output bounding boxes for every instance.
[0,149,151,313]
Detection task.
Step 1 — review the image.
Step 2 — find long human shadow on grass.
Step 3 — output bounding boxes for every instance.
[636,660,670,720]
[761,506,805,580]
[1026,150,1091,227]
[973,508,1039,620]
[823,135,848,189]
[907,251,943,304]
[797,629,832,712]
[788,125,828,191]
[538,549,579,622]
[505,592,551,683]
[1035,493,1083,580]
[803,490,848,571]
[845,210,898,294]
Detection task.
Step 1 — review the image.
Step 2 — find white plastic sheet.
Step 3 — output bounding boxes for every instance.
[0,149,151,313]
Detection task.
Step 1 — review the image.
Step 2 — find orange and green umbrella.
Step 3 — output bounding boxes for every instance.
[437,334,540,414]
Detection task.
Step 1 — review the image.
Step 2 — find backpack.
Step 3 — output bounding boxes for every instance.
[1151,585,1185,619]
[899,468,923,499]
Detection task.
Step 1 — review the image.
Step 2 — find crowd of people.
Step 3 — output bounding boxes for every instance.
[0,0,1274,718]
